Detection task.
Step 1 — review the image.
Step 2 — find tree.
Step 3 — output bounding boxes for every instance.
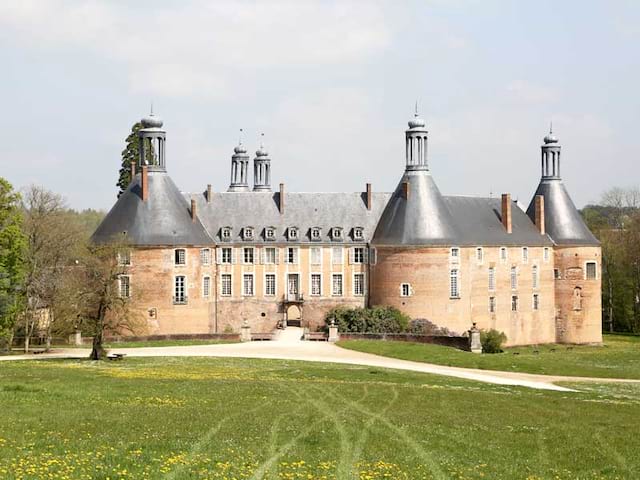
[0,178,26,351]
[117,122,155,198]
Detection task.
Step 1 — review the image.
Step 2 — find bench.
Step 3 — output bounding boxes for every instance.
[251,333,274,342]
[107,353,126,361]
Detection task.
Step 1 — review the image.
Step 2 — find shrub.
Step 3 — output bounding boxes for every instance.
[324,306,410,333]
[409,318,457,336]
[480,329,507,353]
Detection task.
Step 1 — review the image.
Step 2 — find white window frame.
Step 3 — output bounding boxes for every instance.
[400,283,412,297]
[242,227,254,241]
[219,247,233,264]
[543,247,550,263]
[118,275,130,299]
[450,269,460,299]
[310,273,322,296]
[510,266,518,290]
[450,247,460,264]
[287,227,299,241]
[117,251,131,266]
[475,247,484,264]
[522,247,529,264]
[264,227,276,241]
[352,247,366,264]
[220,273,232,297]
[242,273,255,297]
[533,293,540,311]
[532,265,539,290]
[353,273,365,296]
[500,247,508,264]
[585,261,598,280]
[221,227,232,242]
[353,227,364,241]
[200,248,211,266]
[310,227,322,241]
[332,247,343,265]
[243,247,254,265]
[488,267,496,291]
[331,227,343,241]
[310,247,322,266]
[332,273,343,296]
[173,275,187,304]
[285,247,299,264]
[263,247,277,265]
[202,275,211,298]
[174,248,186,266]
[264,273,276,297]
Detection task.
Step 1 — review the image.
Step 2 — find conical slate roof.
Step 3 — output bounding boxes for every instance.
[371,170,459,246]
[526,179,598,246]
[92,170,213,246]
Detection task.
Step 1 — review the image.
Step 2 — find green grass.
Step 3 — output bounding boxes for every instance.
[1,357,639,479]
[47,339,240,349]
[338,333,640,379]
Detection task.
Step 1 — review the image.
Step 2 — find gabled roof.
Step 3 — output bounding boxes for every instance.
[92,170,213,246]
[527,179,599,246]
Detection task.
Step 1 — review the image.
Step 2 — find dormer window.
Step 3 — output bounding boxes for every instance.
[310,227,322,241]
[353,227,364,241]
[331,227,343,241]
[242,227,254,241]
[264,227,276,241]
[221,227,232,242]
[287,227,299,241]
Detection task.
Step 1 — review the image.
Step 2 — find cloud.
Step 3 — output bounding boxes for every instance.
[506,80,559,104]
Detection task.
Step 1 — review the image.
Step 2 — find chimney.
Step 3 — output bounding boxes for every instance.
[207,184,212,203]
[130,161,136,184]
[366,183,372,210]
[535,194,545,235]
[279,183,285,214]
[402,181,410,200]
[141,165,149,202]
[501,193,512,234]
[190,198,197,223]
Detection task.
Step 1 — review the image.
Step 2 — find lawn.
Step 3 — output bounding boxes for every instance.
[0,357,638,479]
[46,339,240,350]
[338,333,640,379]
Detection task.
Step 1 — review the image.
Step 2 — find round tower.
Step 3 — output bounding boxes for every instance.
[228,129,250,192]
[138,109,166,171]
[405,103,429,171]
[253,134,272,192]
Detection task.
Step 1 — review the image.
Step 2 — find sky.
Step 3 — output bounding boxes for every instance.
[0,0,638,211]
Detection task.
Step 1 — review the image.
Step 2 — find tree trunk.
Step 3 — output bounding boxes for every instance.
[90,303,107,360]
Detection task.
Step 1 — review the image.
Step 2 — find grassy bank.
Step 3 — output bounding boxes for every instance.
[338,333,640,379]
[0,357,638,479]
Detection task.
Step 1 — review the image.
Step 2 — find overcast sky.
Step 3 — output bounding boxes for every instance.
[1,0,638,211]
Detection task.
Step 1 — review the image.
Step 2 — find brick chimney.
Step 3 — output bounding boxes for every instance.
[279,183,285,214]
[207,184,212,203]
[501,193,512,234]
[141,165,148,202]
[366,183,372,210]
[130,161,136,184]
[535,194,545,235]
[190,198,197,223]
[402,181,410,200]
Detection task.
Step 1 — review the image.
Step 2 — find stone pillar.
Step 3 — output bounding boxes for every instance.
[241,320,251,342]
[469,323,482,354]
[72,330,82,346]
[328,319,339,343]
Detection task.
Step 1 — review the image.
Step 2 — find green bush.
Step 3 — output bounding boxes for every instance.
[480,329,507,353]
[324,306,410,333]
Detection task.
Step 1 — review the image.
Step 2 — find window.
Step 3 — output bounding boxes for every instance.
[450,269,460,298]
[510,266,518,290]
[450,247,460,263]
[332,274,343,296]
[573,287,582,310]
[476,247,484,264]
[533,293,540,311]
[243,247,254,264]
[118,275,130,298]
[220,247,232,264]
[243,274,254,296]
[554,268,561,280]
[310,247,322,265]
[263,247,277,264]
[511,295,519,312]
[200,248,211,265]
[242,227,254,241]
[353,227,364,241]
[203,276,211,297]
[500,247,508,263]
[117,251,131,266]
[221,227,232,242]
[585,262,597,280]
[287,227,299,241]
[369,247,377,265]
[264,227,276,241]
[488,267,496,291]
[354,273,365,296]
[285,247,298,264]
[400,283,411,297]
[522,247,529,264]
[543,247,550,263]
[221,274,232,296]
[174,276,187,304]
[532,265,539,289]
[174,249,186,266]
[310,227,322,241]
[265,274,276,296]
[331,227,343,241]
[311,273,322,296]
[489,296,496,314]
[352,247,365,264]
[332,247,343,264]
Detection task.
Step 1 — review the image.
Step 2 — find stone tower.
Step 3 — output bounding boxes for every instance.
[253,134,272,192]
[228,130,250,192]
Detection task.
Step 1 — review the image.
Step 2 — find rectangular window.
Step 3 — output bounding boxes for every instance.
[174,276,186,304]
[200,248,211,265]
[221,274,232,296]
[369,247,377,265]
[450,269,460,298]
[311,273,322,296]
[243,274,254,296]
[450,247,460,263]
[352,247,365,264]
[510,266,518,290]
[219,247,232,264]
[488,267,496,291]
[265,274,276,296]
[203,276,211,297]
[174,249,186,266]
[332,247,343,264]
[117,251,131,266]
[243,247,254,264]
[533,293,540,311]
[532,265,539,289]
[286,247,298,264]
[401,283,411,297]
[476,247,483,264]
[310,247,322,265]
[522,247,529,264]
[119,275,130,298]
[543,247,550,263]
[511,295,519,312]
[332,274,343,296]
[489,296,496,314]
[354,273,365,296]
[500,247,508,263]
[263,247,277,264]
[586,262,597,280]
[554,268,561,280]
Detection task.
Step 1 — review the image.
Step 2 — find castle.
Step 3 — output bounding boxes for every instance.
[92,110,602,346]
